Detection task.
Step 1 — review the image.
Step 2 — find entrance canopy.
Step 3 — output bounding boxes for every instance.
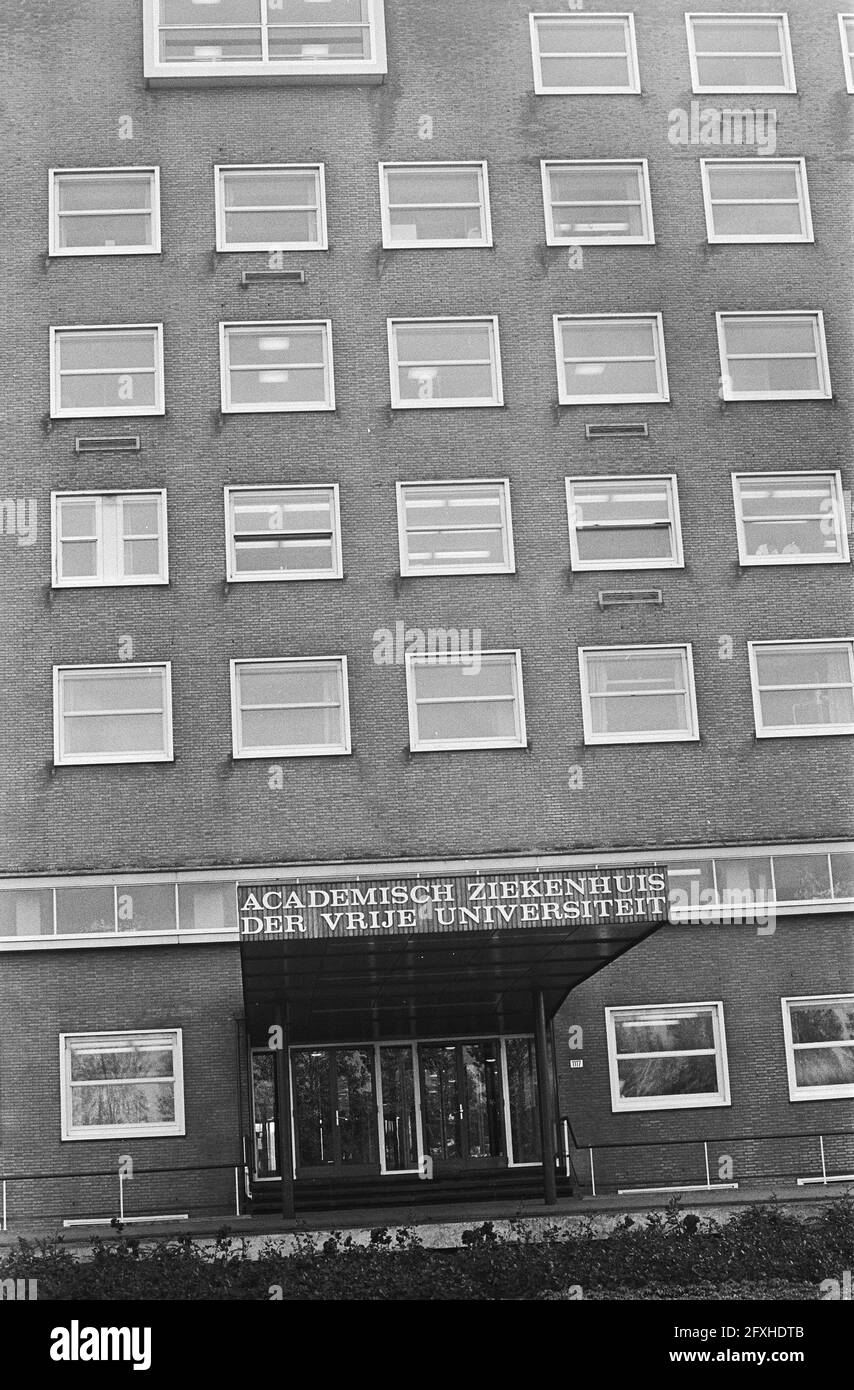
[239,864,668,1041]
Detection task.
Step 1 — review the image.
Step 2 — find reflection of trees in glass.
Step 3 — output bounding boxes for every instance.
[791,1001,854,1088]
[831,854,854,900]
[69,1037,176,1127]
[506,1038,540,1163]
[613,1009,720,1099]
[618,1056,717,1098]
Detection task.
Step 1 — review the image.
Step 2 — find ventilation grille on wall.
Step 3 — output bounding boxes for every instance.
[241,269,306,286]
[74,436,141,454]
[598,589,663,608]
[585,422,649,440]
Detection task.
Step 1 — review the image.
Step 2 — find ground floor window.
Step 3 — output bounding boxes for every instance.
[250,1035,541,1178]
[781,995,854,1101]
[60,1029,185,1141]
[605,1002,731,1113]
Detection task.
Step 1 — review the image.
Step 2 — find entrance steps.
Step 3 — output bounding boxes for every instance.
[250,1166,574,1214]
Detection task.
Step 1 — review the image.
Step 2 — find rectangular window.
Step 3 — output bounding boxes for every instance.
[748,640,854,737]
[215,164,327,251]
[231,657,350,757]
[701,158,812,243]
[49,168,160,256]
[782,996,854,1101]
[60,1030,185,1140]
[579,645,699,744]
[716,312,831,401]
[566,475,683,571]
[379,162,492,248]
[685,13,796,92]
[406,650,526,751]
[54,663,173,765]
[530,13,640,94]
[542,159,653,245]
[143,0,387,82]
[554,314,668,405]
[220,320,334,412]
[396,480,514,576]
[224,484,341,581]
[605,1003,731,1112]
[732,472,849,566]
[840,15,854,92]
[50,325,165,419]
[388,317,503,409]
[52,491,168,587]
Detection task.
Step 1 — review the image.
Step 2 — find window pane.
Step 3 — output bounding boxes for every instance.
[790,999,854,1045]
[772,853,832,902]
[548,165,645,240]
[116,883,178,933]
[55,886,115,935]
[60,331,156,370]
[401,483,508,572]
[237,661,346,751]
[162,0,259,23]
[177,882,236,932]
[224,169,317,207]
[614,1010,715,1053]
[71,1082,175,1128]
[59,214,153,250]
[831,852,854,899]
[617,1055,719,1098]
[793,1047,854,1088]
[715,856,772,902]
[387,168,480,206]
[239,663,340,707]
[0,888,54,938]
[737,475,842,558]
[62,668,164,713]
[64,713,166,756]
[416,699,518,743]
[414,656,514,701]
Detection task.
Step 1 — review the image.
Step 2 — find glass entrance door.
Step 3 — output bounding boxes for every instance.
[292,1047,379,1175]
[420,1041,505,1168]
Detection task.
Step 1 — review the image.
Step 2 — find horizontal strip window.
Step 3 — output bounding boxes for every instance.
[50,324,165,419]
[580,644,699,744]
[52,491,168,587]
[606,1002,731,1112]
[701,158,812,243]
[749,640,854,738]
[143,0,387,80]
[49,168,160,256]
[0,880,237,940]
[542,160,654,245]
[388,317,503,409]
[554,314,669,405]
[225,484,341,581]
[685,12,796,93]
[406,650,526,752]
[60,1029,185,1141]
[841,15,854,93]
[716,312,831,401]
[215,164,327,251]
[379,162,492,248]
[53,663,173,765]
[530,12,640,94]
[782,996,854,1101]
[231,657,351,758]
[397,480,514,576]
[732,472,849,566]
[566,475,683,571]
[220,320,335,412]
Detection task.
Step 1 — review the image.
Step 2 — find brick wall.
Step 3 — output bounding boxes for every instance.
[0,0,851,875]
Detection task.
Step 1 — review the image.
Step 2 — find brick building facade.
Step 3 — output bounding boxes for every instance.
[0,0,851,1222]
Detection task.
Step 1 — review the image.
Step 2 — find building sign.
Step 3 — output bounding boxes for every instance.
[237,866,668,940]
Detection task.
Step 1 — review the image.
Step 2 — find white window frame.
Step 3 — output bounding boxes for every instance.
[716,311,831,402]
[781,996,854,1102]
[48,167,161,257]
[700,158,813,244]
[541,158,654,246]
[529,12,641,95]
[396,479,515,577]
[748,639,854,738]
[60,1029,185,1141]
[387,316,504,410]
[224,483,342,582]
[605,1002,731,1113]
[230,656,351,758]
[49,324,165,419]
[51,490,169,589]
[732,471,850,567]
[142,0,387,84]
[566,475,684,572]
[214,163,327,252]
[379,161,492,250]
[405,650,527,752]
[685,12,796,94]
[219,320,335,413]
[53,662,174,766]
[554,313,669,405]
[840,14,854,92]
[579,643,700,745]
